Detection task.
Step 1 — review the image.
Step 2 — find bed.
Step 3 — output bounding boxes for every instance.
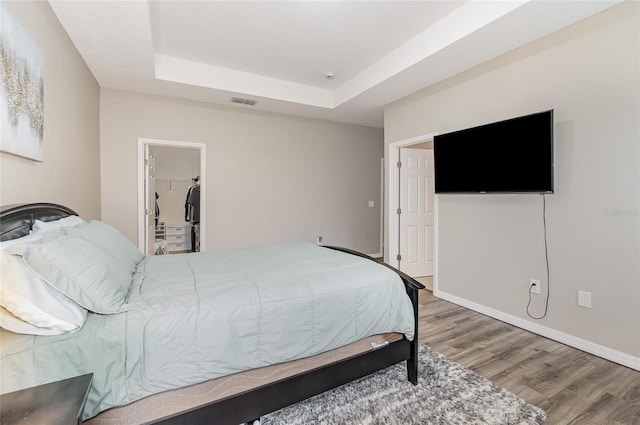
[0,203,424,425]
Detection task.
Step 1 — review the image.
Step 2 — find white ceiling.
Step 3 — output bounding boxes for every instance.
[49,0,621,128]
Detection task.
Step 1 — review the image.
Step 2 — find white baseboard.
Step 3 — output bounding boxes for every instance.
[435,289,640,371]
[367,252,382,258]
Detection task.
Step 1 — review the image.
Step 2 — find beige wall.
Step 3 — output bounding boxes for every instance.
[385,2,639,361]
[0,2,100,218]
[100,89,383,254]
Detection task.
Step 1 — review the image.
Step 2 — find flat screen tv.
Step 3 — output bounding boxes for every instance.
[433,110,554,194]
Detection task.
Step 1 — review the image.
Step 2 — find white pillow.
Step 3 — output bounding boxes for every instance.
[0,305,67,336]
[32,215,84,233]
[0,236,88,335]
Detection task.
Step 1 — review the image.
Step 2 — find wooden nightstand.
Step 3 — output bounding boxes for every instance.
[0,373,93,425]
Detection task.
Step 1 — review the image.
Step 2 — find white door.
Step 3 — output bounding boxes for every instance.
[398,148,434,277]
[144,146,156,255]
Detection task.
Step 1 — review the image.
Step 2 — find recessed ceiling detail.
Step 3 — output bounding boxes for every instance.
[155,54,334,108]
[49,0,621,128]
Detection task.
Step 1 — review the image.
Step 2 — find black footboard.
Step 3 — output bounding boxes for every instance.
[323,245,425,385]
[153,339,411,425]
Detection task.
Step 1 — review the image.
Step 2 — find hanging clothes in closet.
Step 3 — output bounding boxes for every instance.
[184,177,200,252]
[155,191,160,226]
[184,178,200,223]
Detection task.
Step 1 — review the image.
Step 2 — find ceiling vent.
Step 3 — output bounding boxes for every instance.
[231,97,258,106]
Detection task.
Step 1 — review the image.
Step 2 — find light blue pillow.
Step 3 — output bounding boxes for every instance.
[32,215,84,233]
[7,234,133,314]
[62,220,144,274]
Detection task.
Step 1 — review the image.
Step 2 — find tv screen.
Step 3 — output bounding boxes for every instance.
[433,110,554,194]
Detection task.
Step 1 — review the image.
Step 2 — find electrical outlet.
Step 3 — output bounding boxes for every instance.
[578,290,592,308]
[317,236,323,245]
[529,279,541,294]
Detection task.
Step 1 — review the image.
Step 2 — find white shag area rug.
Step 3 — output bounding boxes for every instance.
[261,344,546,425]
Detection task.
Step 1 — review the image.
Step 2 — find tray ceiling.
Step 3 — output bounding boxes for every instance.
[49,0,621,128]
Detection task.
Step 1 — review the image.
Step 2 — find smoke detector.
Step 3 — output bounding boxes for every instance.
[324,72,334,80]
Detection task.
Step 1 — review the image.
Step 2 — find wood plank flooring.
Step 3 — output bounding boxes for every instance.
[418,290,640,425]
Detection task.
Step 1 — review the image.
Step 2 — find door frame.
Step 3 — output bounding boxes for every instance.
[137,137,207,253]
[387,132,439,292]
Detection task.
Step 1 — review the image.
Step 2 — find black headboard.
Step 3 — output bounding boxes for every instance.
[0,203,78,242]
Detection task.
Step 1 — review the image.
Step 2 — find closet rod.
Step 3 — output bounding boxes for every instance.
[155,178,193,182]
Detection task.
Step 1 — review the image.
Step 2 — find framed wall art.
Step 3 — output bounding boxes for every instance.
[0,6,45,162]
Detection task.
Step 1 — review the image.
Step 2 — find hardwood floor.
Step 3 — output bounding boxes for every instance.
[418,290,640,425]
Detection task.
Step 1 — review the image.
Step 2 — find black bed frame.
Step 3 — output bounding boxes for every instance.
[0,203,425,425]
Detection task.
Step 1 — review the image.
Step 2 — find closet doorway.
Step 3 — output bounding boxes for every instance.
[137,138,206,255]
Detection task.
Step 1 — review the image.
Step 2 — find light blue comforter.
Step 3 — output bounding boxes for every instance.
[0,242,414,419]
